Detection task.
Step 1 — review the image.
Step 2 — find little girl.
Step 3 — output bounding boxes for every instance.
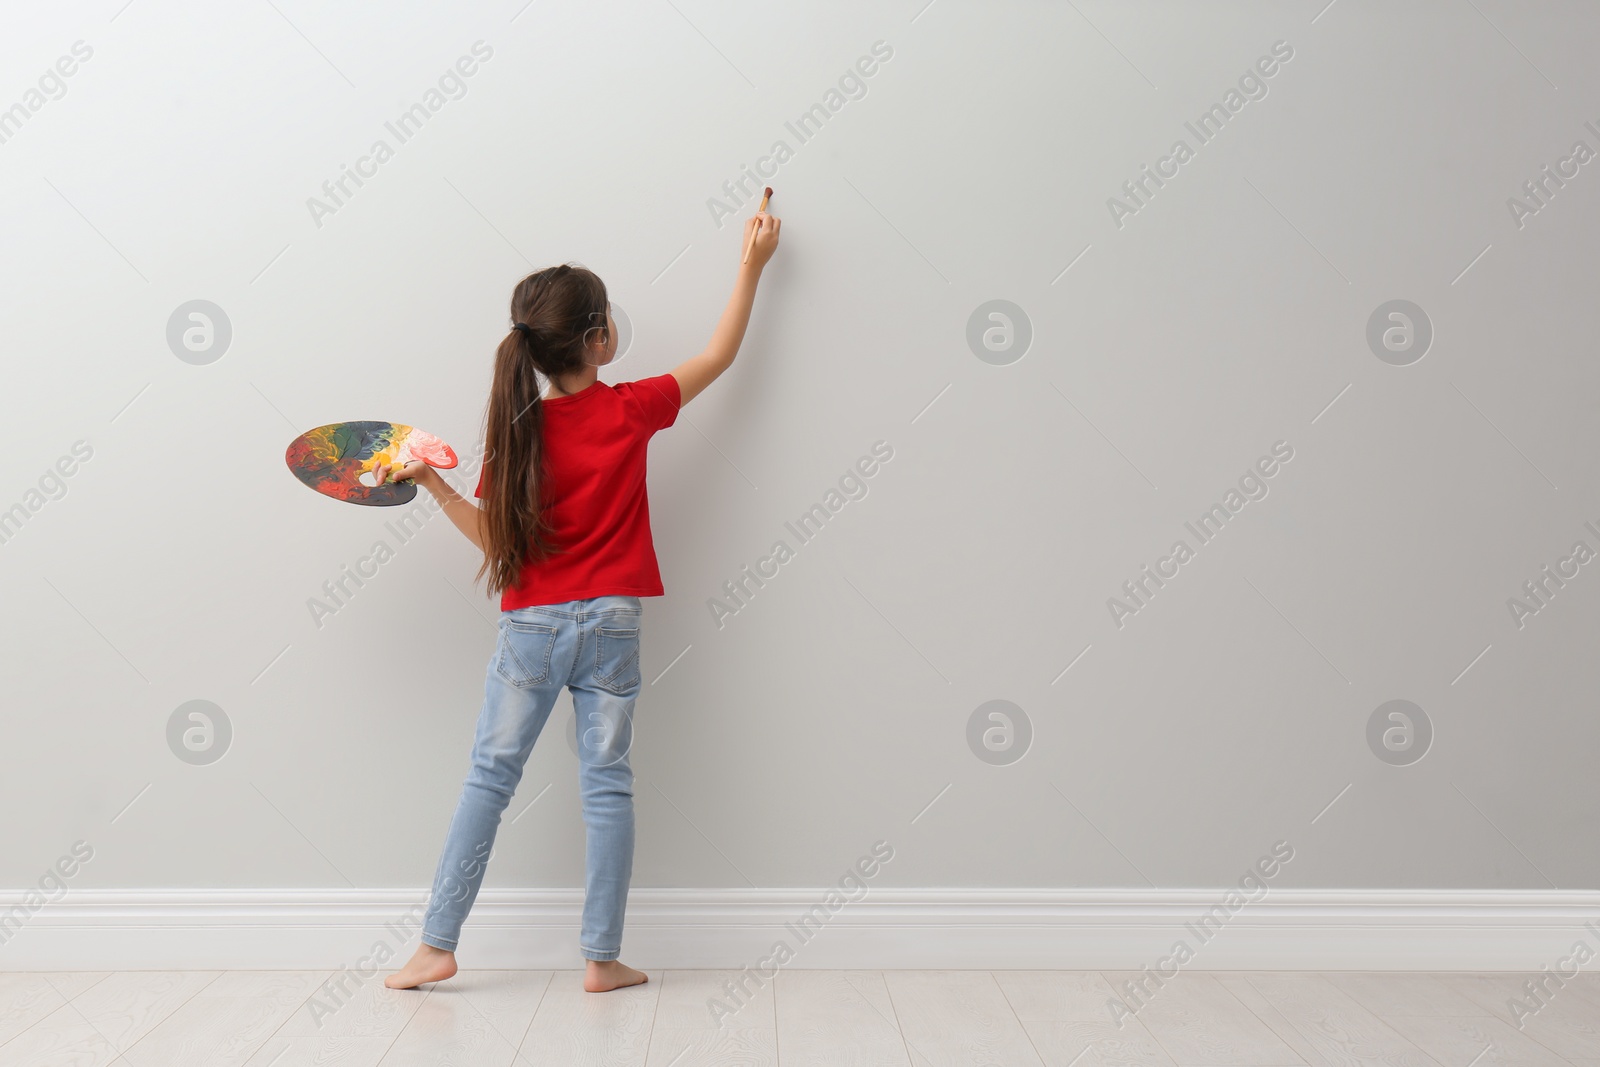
[380,210,780,993]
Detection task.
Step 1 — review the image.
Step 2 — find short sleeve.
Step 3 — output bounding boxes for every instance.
[473,464,486,499]
[615,374,681,435]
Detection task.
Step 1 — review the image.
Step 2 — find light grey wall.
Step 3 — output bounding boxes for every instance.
[3,0,1596,899]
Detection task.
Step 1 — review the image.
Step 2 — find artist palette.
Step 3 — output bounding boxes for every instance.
[285,421,457,507]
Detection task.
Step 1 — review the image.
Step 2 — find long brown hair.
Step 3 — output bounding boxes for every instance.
[476,263,609,595]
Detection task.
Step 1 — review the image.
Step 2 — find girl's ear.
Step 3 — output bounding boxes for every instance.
[584,321,612,364]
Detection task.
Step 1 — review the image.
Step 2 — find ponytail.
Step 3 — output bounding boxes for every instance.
[476,264,608,596]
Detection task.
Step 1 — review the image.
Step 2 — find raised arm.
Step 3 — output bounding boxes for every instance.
[672,210,780,406]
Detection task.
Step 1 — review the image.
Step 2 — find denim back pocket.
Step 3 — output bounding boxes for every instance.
[593,625,641,695]
[496,618,559,688]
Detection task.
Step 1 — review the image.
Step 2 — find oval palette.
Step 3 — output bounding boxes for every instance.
[285,421,458,507]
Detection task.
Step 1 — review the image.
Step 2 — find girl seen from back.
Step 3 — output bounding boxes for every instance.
[377,209,780,993]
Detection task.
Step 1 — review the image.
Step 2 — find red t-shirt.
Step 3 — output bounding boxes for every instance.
[474,373,680,610]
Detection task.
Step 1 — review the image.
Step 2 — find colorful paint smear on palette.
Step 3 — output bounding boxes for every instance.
[285,421,458,507]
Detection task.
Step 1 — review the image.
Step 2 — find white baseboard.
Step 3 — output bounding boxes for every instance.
[2,888,1597,971]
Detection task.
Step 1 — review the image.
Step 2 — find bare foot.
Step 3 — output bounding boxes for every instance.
[584,959,648,992]
[385,943,457,989]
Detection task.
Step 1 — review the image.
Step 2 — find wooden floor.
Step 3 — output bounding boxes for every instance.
[0,968,1597,1066]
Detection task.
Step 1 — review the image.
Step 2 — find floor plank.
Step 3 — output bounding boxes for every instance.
[774,970,911,1067]
[28,975,112,1003]
[1380,1014,1569,1067]
[239,965,429,1066]
[1100,971,1303,1066]
[517,969,658,1067]
[378,970,553,1067]
[1324,973,1484,1018]
[65,970,220,1052]
[0,1001,124,1067]
[1568,973,1600,1012]
[882,970,1046,1067]
[644,1027,779,1067]
[993,970,1176,1067]
[645,969,778,1066]
[1429,973,1544,1024]
[654,969,777,1031]
[119,971,329,1067]
[1242,973,1437,1067]
[1211,974,1324,1067]
[0,973,92,1048]
[1434,973,1600,1060]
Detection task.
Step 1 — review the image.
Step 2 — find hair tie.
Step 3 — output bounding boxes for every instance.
[511,322,532,336]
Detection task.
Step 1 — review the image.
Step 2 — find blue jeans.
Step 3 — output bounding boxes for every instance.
[421,595,643,961]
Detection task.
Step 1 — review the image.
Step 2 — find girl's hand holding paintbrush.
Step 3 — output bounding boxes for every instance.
[741,187,780,270]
